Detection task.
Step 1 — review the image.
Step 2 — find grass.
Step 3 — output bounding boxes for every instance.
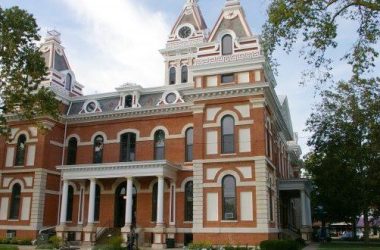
[319,241,380,250]
[0,245,19,250]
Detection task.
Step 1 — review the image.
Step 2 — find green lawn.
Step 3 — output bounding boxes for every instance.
[0,245,19,250]
[319,242,380,250]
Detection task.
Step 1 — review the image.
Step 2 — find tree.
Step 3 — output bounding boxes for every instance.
[262,0,380,84]
[304,78,380,241]
[0,6,59,136]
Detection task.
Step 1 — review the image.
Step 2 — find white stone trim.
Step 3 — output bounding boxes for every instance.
[216,170,241,184]
[179,177,193,192]
[90,131,108,143]
[116,129,141,142]
[0,168,60,175]
[192,227,279,233]
[180,123,194,137]
[65,134,81,146]
[50,140,64,148]
[203,119,254,128]
[58,161,180,181]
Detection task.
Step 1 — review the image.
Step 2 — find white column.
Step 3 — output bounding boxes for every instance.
[59,180,69,224]
[306,195,312,226]
[300,190,307,227]
[156,176,164,227]
[88,179,96,224]
[169,180,176,226]
[125,177,133,227]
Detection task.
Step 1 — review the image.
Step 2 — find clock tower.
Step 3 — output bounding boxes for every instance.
[160,0,208,86]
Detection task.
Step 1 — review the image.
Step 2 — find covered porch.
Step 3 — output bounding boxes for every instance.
[56,160,181,249]
[279,179,313,241]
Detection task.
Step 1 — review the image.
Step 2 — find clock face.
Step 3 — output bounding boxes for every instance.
[165,93,177,104]
[178,26,192,39]
[86,102,96,113]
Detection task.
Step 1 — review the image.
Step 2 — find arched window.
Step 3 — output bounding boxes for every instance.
[93,135,104,164]
[169,67,176,85]
[221,115,235,154]
[120,133,136,162]
[152,182,158,221]
[65,74,72,91]
[124,95,133,108]
[181,66,188,83]
[9,183,21,219]
[154,130,165,160]
[94,184,101,221]
[222,175,236,220]
[67,137,77,165]
[222,34,233,55]
[185,128,193,162]
[66,185,74,221]
[184,181,193,221]
[15,134,26,166]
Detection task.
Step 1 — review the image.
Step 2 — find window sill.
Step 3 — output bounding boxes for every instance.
[220,153,237,156]
[183,221,193,224]
[7,219,20,222]
[221,220,238,223]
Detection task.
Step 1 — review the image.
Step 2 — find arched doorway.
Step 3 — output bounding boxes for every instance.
[114,182,137,227]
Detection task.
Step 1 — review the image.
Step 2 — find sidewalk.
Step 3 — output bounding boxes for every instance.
[303,243,320,250]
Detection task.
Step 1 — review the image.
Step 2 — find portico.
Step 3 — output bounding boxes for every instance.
[56,160,180,248]
[279,179,313,241]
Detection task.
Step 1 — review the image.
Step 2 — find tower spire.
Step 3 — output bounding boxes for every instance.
[225,0,240,7]
[186,0,198,6]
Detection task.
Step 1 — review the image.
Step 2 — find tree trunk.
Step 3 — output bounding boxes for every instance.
[364,211,370,243]
[353,217,357,240]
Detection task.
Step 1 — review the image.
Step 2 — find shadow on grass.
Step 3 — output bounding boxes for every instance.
[319,241,380,250]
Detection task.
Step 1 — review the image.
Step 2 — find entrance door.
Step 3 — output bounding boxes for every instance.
[114,182,137,227]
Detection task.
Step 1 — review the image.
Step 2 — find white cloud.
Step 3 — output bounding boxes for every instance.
[60,0,170,94]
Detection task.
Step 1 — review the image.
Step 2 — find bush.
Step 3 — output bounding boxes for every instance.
[48,236,62,249]
[189,241,213,250]
[260,240,301,250]
[294,238,305,247]
[107,236,124,250]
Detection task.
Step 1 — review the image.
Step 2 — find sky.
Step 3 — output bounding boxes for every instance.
[1,0,378,156]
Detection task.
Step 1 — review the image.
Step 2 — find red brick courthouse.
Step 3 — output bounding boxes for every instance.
[0,0,312,248]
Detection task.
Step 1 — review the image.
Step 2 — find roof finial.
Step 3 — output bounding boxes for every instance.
[186,0,198,6]
[225,0,240,7]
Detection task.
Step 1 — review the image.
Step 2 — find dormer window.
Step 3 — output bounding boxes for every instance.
[169,67,176,85]
[222,34,233,55]
[181,66,188,83]
[65,73,72,91]
[124,95,133,108]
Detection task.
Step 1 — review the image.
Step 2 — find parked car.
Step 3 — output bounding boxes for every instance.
[340,231,364,240]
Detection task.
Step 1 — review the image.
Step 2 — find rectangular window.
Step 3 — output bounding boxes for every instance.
[221,74,234,84]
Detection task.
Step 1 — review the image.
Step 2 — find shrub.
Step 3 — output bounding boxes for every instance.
[260,240,301,250]
[107,236,124,250]
[16,239,32,245]
[0,239,10,244]
[294,238,305,247]
[189,241,213,250]
[48,236,62,249]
